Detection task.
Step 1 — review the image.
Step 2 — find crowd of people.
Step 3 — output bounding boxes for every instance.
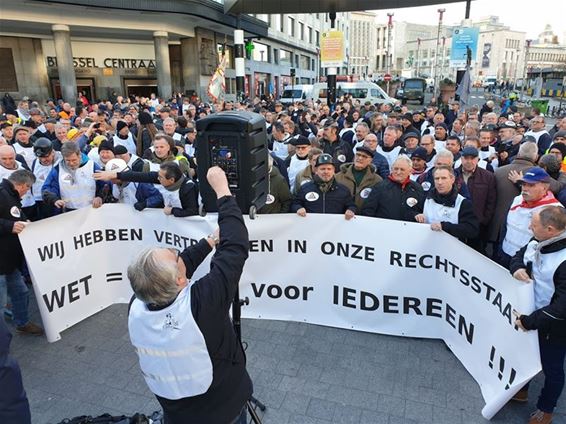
[1,89,566,423]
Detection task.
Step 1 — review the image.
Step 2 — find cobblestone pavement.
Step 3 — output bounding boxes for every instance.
[9,297,566,424]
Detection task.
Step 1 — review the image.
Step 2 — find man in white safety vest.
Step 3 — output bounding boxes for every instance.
[127,166,252,424]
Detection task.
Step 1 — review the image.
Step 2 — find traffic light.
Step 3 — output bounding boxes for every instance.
[290,68,296,77]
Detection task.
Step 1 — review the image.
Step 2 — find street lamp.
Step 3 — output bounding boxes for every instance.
[433,8,446,100]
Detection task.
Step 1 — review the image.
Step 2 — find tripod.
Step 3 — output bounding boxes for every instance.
[232,283,266,424]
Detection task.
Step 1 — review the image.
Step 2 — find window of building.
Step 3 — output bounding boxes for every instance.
[280,49,292,65]
[299,22,305,40]
[279,14,285,32]
[316,30,320,46]
[273,48,279,64]
[288,17,295,37]
[300,55,310,70]
[295,54,300,67]
[252,42,269,62]
[308,27,313,44]
[256,14,268,23]
[0,48,18,91]
[217,44,234,68]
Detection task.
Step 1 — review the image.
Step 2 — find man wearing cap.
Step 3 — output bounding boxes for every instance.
[361,155,425,222]
[42,141,107,212]
[153,107,171,130]
[399,132,420,156]
[285,135,311,193]
[335,145,382,210]
[415,166,479,242]
[113,120,137,155]
[410,147,428,181]
[1,122,14,143]
[319,120,354,172]
[526,116,552,156]
[497,120,519,157]
[104,158,162,210]
[114,144,146,172]
[400,113,418,136]
[489,142,539,253]
[510,206,566,424]
[499,167,563,267]
[12,126,34,169]
[127,167,253,424]
[30,138,62,219]
[455,147,497,252]
[291,153,356,219]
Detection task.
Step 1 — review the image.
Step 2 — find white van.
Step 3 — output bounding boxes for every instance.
[311,81,397,106]
[280,84,313,105]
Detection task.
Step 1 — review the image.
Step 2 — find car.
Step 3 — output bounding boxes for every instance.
[311,81,397,106]
[280,84,313,105]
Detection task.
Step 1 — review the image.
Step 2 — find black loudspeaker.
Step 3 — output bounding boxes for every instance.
[195,111,269,216]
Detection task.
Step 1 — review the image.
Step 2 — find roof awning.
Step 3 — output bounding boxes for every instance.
[224,0,468,14]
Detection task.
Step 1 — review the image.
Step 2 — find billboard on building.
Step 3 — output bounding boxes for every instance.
[481,43,492,68]
[320,31,345,68]
[450,27,479,68]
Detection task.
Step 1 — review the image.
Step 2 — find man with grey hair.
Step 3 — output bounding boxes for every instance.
[361,155,425,222]
[0,169,44,336]
[42,141,107,212]
[128,167,252,424]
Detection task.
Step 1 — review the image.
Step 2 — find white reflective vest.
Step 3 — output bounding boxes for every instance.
[288,155,309,193]
[376,145,402,168]
[0,163,36,207]
[112,182,138,205]
[13,143,35,169]
[525,129,549,144]
[113,133,137,155]
[502,194,563,256]
[423,194,465,224]
[127,153,144,169]
[523,235,566,310]
[58,161,96,209]
[31,154,61,201]
[128,285,213,400]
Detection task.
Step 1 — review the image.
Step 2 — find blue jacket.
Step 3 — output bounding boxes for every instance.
[129,182,163,208]
[371,152,391,179]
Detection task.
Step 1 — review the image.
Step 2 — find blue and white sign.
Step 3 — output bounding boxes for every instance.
[450,27,479,68]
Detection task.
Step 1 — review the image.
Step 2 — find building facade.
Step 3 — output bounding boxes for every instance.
[0,0,350,103]
[349,12,377,78]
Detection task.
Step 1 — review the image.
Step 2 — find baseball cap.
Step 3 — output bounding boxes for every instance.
[553,130,566,140]
[113,145,129,155]
[520,167,551,184]
[403,132,420,142]
[290,135,311,146]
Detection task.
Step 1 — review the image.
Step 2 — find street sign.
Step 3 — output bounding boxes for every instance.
[384,74,392,82]
[450,27,479,68]
[320,31,345,68]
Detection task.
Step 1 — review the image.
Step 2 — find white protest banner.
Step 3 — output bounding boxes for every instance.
[20,205,541,420]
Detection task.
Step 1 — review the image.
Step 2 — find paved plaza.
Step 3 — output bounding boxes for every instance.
[10,294,566,424]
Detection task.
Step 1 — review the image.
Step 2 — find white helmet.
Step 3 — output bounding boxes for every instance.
[105,158,128,173]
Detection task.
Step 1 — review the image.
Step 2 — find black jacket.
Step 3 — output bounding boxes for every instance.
[117,171,198,217]
[155,196,253,423]
[0,319,31,424]
[319,136,354,172]
[361,177,425,222]
[510,236,566,344]
[291,178,356,215]
[0,179,27,275]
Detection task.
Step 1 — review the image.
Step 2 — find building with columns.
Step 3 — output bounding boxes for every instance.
[1,0,351,104]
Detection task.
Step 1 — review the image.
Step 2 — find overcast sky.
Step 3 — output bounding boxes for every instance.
[371,0,564,40]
